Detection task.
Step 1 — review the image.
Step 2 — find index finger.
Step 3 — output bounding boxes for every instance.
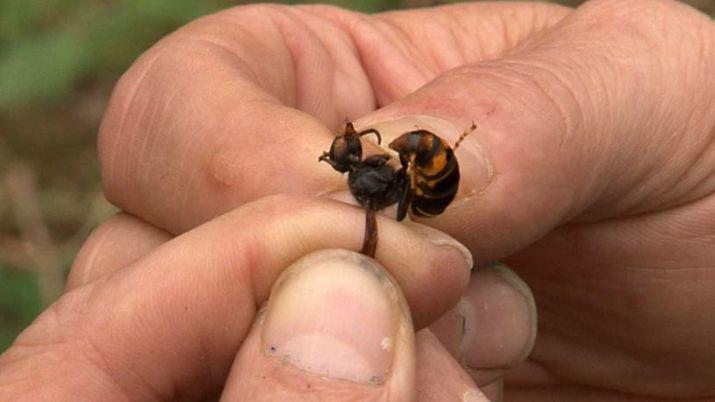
[0,195,471,400]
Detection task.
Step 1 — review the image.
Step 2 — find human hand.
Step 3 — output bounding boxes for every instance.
[362,2,715,399]
[358,2,715,399]
[11,0,715,400]
[2,195,521,400]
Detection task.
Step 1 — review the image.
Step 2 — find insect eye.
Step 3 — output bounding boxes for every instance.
[335,134,362,159]
[321,134,362,173]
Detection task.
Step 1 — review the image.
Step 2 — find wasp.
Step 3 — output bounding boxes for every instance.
[320,121,474,257]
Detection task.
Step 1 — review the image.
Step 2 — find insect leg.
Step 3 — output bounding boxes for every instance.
[360,208,378,258]
[396,173,411,222]
[453,121,477,151]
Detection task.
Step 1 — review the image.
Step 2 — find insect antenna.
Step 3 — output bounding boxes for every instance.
[343,119,382,144]
[356,128,382,145]
[453,121,477,151]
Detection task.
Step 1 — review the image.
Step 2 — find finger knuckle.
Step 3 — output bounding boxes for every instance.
[97,47,165,205]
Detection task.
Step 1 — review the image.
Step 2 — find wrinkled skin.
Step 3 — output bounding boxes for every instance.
[2,1,715,401]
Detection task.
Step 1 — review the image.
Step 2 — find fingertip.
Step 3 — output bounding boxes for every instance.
[401,220,473,272]
[263,250,408,385]
[462,264,537,371]
[222,249,415,401]
[428,264,536,392]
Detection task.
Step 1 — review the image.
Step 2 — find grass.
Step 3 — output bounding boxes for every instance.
[1,0,713,353]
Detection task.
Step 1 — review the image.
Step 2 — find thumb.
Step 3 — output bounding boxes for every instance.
[221,249,416,400]
[354,0,715,260]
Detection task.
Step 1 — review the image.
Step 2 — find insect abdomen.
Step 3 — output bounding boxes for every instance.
[389,130,461,218]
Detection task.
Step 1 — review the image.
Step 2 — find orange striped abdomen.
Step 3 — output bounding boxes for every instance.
[388,130,460,218]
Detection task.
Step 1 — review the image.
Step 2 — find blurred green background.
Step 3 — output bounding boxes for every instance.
[1,0,713,352]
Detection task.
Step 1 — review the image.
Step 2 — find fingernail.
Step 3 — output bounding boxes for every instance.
[490,265,537,362]
[403,221,473,271]
[262,249,405,384]
[462,264,537,369]
[354,115,494,195]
